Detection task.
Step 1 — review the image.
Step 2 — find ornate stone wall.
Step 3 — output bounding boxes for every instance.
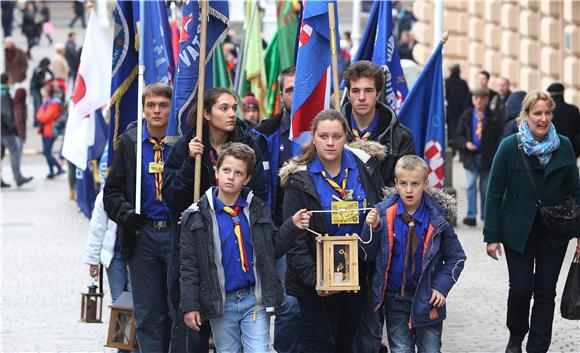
[412,0,580,107]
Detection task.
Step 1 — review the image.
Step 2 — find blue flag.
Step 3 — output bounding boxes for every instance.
[139,0,175,85]
[108,1,139,165]
[168,1,229,139]
[343,0,407,113]
[398,41,445,188]
[76,109,108,218]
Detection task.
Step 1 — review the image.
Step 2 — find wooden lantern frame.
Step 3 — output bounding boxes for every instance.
[80,291,104,323]
[105,291,138,350]
[316,233,360,292]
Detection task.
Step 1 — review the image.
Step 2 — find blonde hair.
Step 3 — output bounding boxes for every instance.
[295,109,349,165]
[394,155,429,180]
[516,90,555,125]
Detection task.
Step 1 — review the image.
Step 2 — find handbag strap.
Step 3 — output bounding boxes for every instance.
[516,134,543,207]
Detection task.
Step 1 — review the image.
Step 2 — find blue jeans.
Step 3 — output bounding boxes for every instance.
[464,168,489,220]
[129,225,172,353]
[209,288,270,353]
[106,248,131,303]
[42,137,62,175]
[274,256,301,353]
[384,293,442,353]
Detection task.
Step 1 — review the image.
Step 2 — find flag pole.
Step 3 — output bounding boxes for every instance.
[328,2,340,110]
[194,0,209,202]
[136,1,145,214]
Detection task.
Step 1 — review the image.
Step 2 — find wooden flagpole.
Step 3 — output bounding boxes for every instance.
[328,2,340,110]
[194,0,209,202]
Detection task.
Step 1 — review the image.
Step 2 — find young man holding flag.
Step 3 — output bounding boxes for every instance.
[342,60,415,185]
[104,83,175,352]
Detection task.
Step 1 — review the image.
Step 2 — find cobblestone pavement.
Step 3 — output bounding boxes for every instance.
[2,3,579,353]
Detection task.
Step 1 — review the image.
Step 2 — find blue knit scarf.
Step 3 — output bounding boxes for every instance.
[517,120,560,166]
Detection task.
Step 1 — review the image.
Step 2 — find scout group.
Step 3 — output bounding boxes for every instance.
[98,60,465,353]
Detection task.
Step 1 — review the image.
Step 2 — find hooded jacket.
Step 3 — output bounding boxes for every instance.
[361,188,466,328]
[179,187,303,319]
[341,100,415,185]
[279,141,386,298]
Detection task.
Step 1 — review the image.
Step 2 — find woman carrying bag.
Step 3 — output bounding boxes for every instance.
[484,90,580,353]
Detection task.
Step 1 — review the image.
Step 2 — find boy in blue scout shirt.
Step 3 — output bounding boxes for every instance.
[362,155,466,353]
[180,142,311,353]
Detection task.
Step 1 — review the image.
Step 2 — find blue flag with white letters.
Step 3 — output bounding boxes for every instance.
[343,0,407,112]
[398,41,445,188]
[139,0,175,85]
[168,1,229,140]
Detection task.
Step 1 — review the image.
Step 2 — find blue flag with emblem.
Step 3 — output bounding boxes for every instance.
[140,0,175,85]
[398,40,445,188]
[168,0,229,140]
[108,1,139,165]
[341,0,407,113]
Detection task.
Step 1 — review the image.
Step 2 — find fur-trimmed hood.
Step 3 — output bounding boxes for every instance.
[279,140,387,187]
[382,186,457,219]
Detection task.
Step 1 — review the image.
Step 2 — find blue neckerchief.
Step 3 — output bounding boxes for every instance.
[518,120,560,166]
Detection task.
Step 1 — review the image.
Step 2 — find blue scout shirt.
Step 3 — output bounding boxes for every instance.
[387,197,430,294]
[309,149,367,236]
[213,189,256,292]
[350,111,379,140]
[141,124,171,221]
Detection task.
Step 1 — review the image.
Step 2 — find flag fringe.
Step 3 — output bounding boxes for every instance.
[109,65,138,150]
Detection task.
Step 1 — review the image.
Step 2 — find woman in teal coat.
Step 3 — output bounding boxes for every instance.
[484,90,580,353]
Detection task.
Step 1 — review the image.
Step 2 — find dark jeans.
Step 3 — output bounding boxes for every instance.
[352,284,382,353]
[42,137,62,175]
[129,225,173,353]
[297,291,363,353]
[274,256,302,353]
[504,220,568,353]
[384,293,442,353]
[169,309,211,353]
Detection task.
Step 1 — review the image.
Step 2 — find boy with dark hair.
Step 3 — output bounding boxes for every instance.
[180,142,311,353]
[363,155,466,353]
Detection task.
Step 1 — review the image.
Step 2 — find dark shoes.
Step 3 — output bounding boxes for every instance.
[505,339,522,353]
[48,169,66,179]
[1,180,11,188]
[16,176,33,187]
[462,217,477,226]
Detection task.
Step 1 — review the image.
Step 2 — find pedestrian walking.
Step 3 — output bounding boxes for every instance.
[180,143,309,353]
[279,110,385,353]
[490,77,511,122]
[445,63,471,152]
[30,58,54,126]
[21,1,40,58]
[69,0,86,28]
[50,43,70,92]
[36,85,65,179]
[546,83,580,157]
[484,90,580,353]
[455,88,503,226]
[37,0,53,45]
[65,32,79,84]
[1,0,16,37]
[1,73,33,187]
[4,37,28,84]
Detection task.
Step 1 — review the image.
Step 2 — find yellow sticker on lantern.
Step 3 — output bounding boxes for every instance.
[331,201,359,224]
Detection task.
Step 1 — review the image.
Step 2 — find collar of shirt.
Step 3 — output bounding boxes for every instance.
[279,110,291,135]
[309,149,358,174]
[396,197,428,228]
[213,187,249,215]
[350,110,379,136]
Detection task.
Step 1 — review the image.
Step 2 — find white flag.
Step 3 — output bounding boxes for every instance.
[62,10,112,170]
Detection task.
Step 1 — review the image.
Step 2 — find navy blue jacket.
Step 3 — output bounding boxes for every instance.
[361,191,466,328]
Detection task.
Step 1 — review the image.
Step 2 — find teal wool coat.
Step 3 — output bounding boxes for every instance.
[484,134,580,253]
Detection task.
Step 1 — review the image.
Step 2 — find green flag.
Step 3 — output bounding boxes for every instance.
[212,43,233,89]
[264,32,281,117]
[243,0,267,116]
[276,0,299,69]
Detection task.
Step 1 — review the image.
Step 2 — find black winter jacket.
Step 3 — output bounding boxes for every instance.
[103,121,147,257]
[455,107,503,171]
[1,86,16,136]
[180,187,303,319]
[551,95,580,157]
[279,142,386,298]
[341,101,415,185]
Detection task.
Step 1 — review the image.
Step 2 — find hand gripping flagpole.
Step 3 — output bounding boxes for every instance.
[328,2,340,110]
[194,0,209,202]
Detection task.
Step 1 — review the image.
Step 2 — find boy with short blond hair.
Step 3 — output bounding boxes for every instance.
[179,142,311,353]
[361,155,466,353]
